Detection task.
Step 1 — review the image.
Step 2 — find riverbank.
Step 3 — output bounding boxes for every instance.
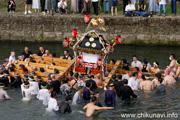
[1,13,180,45]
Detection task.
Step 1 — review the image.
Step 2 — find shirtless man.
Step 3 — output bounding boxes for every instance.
[83,96,113,117]
[42,50,53,58]
[140,75,154,91]
[169,54,176,71]
[163,70,176,85]
[174,60,180,81]
[150,62,161,74]
[94,73,102,86]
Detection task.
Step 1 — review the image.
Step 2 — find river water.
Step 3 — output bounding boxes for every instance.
[0,42,180,120]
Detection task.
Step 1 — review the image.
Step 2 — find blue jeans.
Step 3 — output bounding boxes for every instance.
[171,0,176,14]
[78,0,83,13]
[136,11,147,16]
[125,11,135,17]
[54,0,59,12]
[159,4,166,15]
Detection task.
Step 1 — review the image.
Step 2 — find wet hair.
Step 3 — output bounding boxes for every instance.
[132,72,138,77]
[4,70,9,75]
[51,91,57,98]
[29,76,34,80]
[170,54,176,59]
[65,95,72,101]
[62,78,69,83]
[64,50,69,53]
[155,73,162,78]
[135,67,139,72]
[51,63,56,66]
[24,74,29,79]
[10,64,15,68]
[91,75,94,79]
[41,82,47,87]
[19,64,25,68]
[47,85,53,90]
[122,59,127,64]
[52,53,56,57]
[112,74,116,80]
[123,79,128,84]
[91,96,97,102]
[77,86,84,90]
[143,58,148,65]
[40,67,45,72]
[86,81,92,88]
[0,82,5,87]
[69,71,73,77]
[110,59,115,64]
[24,81,30,86]
[54,69,59,74]
[37,76,42,81]
[9,67,14,72]
[133,55,137,58]
[158,77,163,84]
[31,71,36,76]
[74,73,79,79]
[117,74,122,79]
[142,74,146,80]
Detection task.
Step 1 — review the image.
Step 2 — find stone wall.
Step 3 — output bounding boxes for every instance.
[0,13,180,45]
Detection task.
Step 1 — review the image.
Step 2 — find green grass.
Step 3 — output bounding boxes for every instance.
[1,0,180,16]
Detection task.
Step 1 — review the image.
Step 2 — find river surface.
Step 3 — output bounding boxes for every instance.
[0,42,180,120]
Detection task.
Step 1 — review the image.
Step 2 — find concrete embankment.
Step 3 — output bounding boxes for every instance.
[0,13,180,45]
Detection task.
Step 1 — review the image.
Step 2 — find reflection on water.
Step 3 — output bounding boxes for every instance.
[0,42,180,119]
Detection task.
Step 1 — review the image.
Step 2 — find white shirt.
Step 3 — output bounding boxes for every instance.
[43,92,51,106]
[29,81,39,95]
[37,89,48,100]
[21,86,34,101]
[9,56,16,63]
[128,77,139,90]
[159,0,166,4]
[122,73,130,80]
[131,61,141,68]
[92,0,98,2]
[58,1,67,9]
[47,97,59,111]
[125,4,135,12]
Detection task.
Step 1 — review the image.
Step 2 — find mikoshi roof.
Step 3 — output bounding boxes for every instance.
[73,30,110,55]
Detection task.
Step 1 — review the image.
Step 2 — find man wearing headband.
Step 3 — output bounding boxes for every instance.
[117,79,137,100]
[46,91,60,112]
[0,82,11,100]
[140,74,154,91]
[150,62,161,74]
[43,85,54,106]
[131,55,142,68]
[174,60,180,81]
[163,69,176,86]
[104,83,116,107]
[169,54,177,71]
[29,76,39,99]
[128,72,139,91]
[37,82,48,100]
[21,81,34,101]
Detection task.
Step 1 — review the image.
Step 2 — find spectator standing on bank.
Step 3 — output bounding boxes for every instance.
[171,0,177,15]
[24,0,32,14]
[78,0,84,13]
[45,0,53,15]
[100,0,104,12]
[111,0,118,16]
[54,0,59,13]
[92,0,99,15]
[148,0,159,14]
[41,0,46,13]
[158,0,166,17]
[32,0,40,13]
[81,0,90,14]
[104,0,110,14]
[71,0,79,14]
[123,0,129,14]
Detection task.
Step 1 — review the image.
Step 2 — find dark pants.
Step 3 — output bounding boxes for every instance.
[171,0,176,14]
[78,0,84,13]
[123,0,128,13]
[54,0,59,12]
[125,11,135,17]
[92,2,98,15]
[7,5,15,12]
[41,0,45,11]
